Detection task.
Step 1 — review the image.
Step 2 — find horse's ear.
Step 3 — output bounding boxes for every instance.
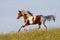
[18,10,21,12]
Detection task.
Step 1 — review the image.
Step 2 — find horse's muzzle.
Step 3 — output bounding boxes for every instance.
[17,17,19,19]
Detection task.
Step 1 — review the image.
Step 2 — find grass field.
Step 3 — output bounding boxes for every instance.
[0,28,60,40]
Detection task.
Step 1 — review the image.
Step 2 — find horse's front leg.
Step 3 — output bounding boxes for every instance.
[18,23,28,32]
[18,25,25,32]
[18,20,29,32]
[18,25,23,32]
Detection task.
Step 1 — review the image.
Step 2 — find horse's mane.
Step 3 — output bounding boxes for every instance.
[27,11,33,16]
[21,10,33,16]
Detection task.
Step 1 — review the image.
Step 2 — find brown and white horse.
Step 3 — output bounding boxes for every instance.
[17,10,55,32]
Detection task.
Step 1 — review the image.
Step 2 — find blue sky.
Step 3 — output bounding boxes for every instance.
[0,0,60,33]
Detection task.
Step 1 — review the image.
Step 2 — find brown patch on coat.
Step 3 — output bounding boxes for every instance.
[32,16,35,24]
[23,14,30,25]
[23,14,28,23]
[32,15,43,24]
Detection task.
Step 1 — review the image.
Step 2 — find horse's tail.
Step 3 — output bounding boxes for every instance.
[43,15,55,22]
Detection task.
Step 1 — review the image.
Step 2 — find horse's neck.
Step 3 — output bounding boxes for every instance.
[23,15,28,19]
[23,15,27,23]
[22,12,32,21]
[22,11,33,17]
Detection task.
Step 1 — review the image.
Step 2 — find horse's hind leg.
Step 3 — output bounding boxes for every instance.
[38,24,40,29]
[38,23,41,29]
[43,22,47,29]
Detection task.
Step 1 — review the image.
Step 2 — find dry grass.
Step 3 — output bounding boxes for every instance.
[0,28,60,40]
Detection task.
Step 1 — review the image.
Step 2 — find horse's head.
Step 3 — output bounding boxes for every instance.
[17,10,23,19]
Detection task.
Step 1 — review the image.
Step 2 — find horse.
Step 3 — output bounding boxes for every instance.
[17,10,55,32]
